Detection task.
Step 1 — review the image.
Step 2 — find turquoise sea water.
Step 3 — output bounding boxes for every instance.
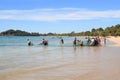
[0,36,87,47]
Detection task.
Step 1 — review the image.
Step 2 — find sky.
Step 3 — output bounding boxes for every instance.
[0,0,120,33]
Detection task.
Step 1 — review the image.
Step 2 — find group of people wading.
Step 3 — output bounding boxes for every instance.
[86,36,101,46]
[73,36,101,46]
[73,37,83,46]
[27,38,48,46]
[27,36,102,46]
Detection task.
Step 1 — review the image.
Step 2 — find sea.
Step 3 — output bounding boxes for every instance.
[0,36,86,74]
[0,36,120,80]
[0,36,88,47]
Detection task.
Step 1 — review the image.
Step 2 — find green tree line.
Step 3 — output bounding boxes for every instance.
[0,24,120,36]
[61,24,120,36]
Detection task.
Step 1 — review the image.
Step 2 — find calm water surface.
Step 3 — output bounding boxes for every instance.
[0,36,120,80]
[0,36,86,73]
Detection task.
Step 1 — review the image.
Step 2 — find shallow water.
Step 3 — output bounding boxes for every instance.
[0,36,86,47]
[0,36,120,80]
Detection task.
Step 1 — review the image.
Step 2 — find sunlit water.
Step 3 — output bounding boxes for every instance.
[0,36,120,80]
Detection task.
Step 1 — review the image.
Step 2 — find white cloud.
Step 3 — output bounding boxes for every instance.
[0,8,120,21]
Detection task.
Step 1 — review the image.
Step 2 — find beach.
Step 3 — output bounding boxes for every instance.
[107,36,120,46]
[0,36,120,80]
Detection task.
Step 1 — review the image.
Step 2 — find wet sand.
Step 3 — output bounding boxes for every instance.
[0,38,120,80]
[107,36,120,46]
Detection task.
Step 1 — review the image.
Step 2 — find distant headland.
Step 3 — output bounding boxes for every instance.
[0,24,120,36]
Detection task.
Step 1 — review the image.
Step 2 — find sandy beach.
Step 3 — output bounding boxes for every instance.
[107,36,120,46]
[0,0,120,79]
[0,36,120,80]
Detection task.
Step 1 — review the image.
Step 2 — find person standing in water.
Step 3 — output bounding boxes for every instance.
[27,39,31,46]
[42,38,48,45]
[60,38,64,44]
[98,36,101,45]
[73,37,77,46]
[104,36,106,45]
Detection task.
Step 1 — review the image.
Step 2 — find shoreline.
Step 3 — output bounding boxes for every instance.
[106,36,120,46]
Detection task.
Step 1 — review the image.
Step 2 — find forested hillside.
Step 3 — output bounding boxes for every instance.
[0,24,120,36]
